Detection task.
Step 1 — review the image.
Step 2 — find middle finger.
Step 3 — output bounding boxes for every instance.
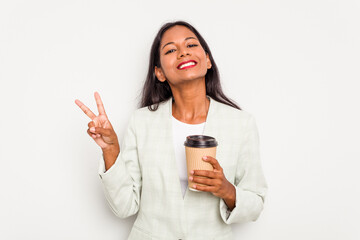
[94,92,107,116]
[192,170,218,179]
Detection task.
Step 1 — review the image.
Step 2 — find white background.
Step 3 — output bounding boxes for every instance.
[1,0,359,239]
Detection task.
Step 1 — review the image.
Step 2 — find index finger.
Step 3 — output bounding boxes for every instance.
[75,99,97,120]
[203,156,222,171]
[94,91,107,116]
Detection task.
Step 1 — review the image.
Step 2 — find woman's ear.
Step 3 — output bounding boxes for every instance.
[206,53,212,69]
[154,66,166,82]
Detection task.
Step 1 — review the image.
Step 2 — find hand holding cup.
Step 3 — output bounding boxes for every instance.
[190,156,235,200]
[185,135,235,200]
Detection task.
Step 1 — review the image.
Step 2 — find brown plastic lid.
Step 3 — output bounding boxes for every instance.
[184,135,218,148]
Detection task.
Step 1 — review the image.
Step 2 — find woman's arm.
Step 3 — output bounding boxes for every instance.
[219,114,268,224]
[98,112,142,219]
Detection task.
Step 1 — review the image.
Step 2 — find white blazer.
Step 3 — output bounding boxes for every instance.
[98,96,268,240]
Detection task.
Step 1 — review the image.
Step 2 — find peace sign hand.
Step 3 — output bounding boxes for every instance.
[75,92,120,152]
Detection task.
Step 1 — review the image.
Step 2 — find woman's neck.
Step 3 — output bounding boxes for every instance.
[172,93,210,124]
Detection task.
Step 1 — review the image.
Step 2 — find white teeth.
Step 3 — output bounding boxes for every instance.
[179,62,196,69]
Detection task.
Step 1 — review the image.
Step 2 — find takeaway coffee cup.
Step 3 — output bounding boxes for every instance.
[184,135,218,192]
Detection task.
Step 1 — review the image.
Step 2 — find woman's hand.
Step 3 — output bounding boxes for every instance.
[75,92,120,152]
[190,156,236,209]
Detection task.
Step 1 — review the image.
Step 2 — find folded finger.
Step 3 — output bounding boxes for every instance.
[87,129,97,138]
[92,127,112,137]
[88,121,95,128]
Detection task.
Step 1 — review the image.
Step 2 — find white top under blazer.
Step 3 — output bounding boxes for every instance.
[98,95,268,240]
[171,116,205,198]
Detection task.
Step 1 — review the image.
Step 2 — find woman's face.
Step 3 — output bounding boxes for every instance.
[155,25,212,85]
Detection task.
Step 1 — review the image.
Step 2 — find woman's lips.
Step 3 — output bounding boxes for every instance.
[179,64,196,70]
[177,60,197,70]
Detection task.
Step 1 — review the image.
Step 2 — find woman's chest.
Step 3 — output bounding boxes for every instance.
[135,120,244,183]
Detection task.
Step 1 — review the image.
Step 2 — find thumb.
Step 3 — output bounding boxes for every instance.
[90,126,112,137]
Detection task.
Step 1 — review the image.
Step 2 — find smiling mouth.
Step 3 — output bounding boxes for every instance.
[178,61,197,70]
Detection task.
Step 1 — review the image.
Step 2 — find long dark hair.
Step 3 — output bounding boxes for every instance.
[139,20,241,111]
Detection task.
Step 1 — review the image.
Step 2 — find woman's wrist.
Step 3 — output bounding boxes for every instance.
[222,182,236,211]
[102,145,120,171]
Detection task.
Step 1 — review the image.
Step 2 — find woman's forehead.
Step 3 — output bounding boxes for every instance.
[161,26,198,46]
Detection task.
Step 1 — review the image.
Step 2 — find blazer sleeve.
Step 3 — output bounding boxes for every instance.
[98,112,142,219]
[219,114,268,224]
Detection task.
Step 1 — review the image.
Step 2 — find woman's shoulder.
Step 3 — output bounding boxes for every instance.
[130,99,170,122]
[211,97,254,121]
[212,99,258,134]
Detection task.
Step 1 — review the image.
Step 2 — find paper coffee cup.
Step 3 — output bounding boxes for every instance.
[184,135,218,192]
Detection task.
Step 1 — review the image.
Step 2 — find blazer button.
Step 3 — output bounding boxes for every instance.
[99,174,102,179]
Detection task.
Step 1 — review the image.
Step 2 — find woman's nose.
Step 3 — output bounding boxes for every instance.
[178,47,190,58]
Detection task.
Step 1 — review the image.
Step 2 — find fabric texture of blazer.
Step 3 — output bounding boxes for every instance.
[98,95,268,240]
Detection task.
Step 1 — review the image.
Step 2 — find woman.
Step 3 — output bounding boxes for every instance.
[75,20,268,240]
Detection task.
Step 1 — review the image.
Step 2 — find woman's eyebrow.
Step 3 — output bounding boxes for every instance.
[161,37,197,50]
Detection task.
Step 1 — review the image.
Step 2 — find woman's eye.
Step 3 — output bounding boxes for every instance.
[165,44,198,55]
[165,49,175,55]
